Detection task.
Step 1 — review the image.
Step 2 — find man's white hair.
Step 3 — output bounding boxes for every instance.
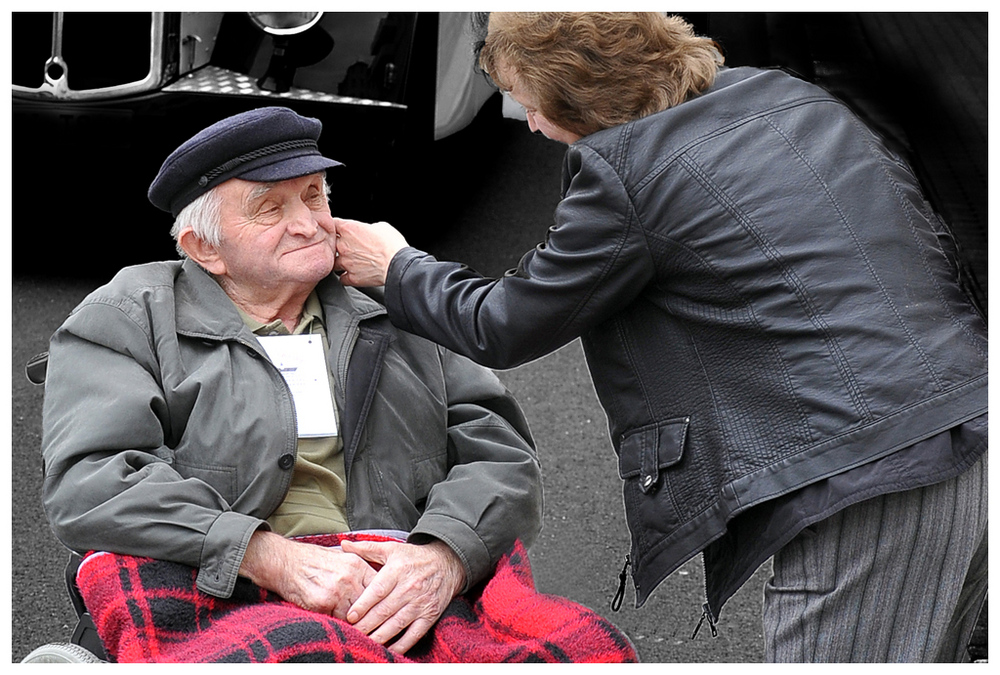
[170,175,331,259]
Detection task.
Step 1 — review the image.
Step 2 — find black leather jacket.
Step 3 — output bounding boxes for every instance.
[384,67,988,607]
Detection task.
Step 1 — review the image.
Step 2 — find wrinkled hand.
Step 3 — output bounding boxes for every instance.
[240,530,376,619]
[334,218,409,287]
[340,539,467,654]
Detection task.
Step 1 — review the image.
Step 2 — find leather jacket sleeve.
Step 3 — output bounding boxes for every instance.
[40,298,266,599]
[385,145,655,369]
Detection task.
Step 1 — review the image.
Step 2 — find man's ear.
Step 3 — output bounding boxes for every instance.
[178,227,227,276]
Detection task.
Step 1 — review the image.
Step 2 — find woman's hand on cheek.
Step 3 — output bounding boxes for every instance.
[334,218,409,287]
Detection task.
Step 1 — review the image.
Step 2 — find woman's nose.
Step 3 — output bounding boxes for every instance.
[526,111,539,133]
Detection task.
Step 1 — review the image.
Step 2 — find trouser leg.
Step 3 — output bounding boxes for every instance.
[762,451,988,662]
[935,526,988,662]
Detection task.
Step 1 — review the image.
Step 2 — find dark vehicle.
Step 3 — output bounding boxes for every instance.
[12,11,494,277]
[12,12,986,309]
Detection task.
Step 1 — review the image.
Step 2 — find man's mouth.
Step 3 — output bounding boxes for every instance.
[285,239,329,255]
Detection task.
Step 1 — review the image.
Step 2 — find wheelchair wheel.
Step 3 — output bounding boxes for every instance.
[21,642,105,663]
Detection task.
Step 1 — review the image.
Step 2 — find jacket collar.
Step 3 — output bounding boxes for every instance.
[173,258,387,341]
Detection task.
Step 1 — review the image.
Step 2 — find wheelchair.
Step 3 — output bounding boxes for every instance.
[20,555,109,663]
[21,352,107,663]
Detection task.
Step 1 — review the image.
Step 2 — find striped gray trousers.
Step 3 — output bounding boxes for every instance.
[763,451,988,662]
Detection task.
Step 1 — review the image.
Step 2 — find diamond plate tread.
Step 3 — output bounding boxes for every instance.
[163,64,405,110]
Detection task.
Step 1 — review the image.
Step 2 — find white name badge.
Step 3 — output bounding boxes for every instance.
[257,334,338,438]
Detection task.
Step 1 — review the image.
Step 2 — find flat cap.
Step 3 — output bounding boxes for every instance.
[148,106,343,217]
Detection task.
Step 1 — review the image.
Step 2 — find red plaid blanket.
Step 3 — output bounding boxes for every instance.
[75,532,638,663]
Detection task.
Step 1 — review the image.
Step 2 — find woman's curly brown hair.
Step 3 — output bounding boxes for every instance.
[478,12,723,138]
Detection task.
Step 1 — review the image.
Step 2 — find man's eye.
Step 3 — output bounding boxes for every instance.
[255,203,281,220]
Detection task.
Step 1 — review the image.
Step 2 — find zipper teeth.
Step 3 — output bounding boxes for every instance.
[612,554,631,611]
[700,555,718,635]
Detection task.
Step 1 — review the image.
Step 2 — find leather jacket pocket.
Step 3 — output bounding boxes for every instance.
[618,417,689,493]
[618,417,690,554]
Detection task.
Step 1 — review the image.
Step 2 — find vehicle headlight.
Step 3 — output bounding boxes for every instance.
[247,12,323,36]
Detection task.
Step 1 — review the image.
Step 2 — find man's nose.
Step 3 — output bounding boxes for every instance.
[286,202,320,236]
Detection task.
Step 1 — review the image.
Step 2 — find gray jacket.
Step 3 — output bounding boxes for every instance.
[41,259,542,598]
[384,67,988,607]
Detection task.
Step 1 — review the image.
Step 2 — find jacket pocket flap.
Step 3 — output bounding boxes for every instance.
[618,417,689,493]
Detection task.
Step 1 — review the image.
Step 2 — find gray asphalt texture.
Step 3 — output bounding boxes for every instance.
[10,117,769,663]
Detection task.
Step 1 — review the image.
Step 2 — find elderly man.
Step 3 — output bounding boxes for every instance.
[40,106,543,656]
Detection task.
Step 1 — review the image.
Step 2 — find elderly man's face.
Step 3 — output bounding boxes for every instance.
[209,172,337,292]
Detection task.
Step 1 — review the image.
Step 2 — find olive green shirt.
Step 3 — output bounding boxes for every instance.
[237,292,349,536]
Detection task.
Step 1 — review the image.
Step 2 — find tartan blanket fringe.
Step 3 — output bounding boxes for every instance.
[75,532,638,663]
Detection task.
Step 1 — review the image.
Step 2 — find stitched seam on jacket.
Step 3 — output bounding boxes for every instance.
[613,123,632,176]
[608,125,653,425]
[865,134,989,365]
[677,152,873,423]
[392,253,420,330]
[538,147,643,357]
[72,292,169,397]
[613,316,658,425]
[649,229,819,467]
[631,96,835,197]
[74,296,157,354]
[763,114,945,390]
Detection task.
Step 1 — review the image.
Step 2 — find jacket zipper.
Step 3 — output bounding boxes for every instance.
[611,554,631,611]
[691,556,718,639]
[612,548,719,639]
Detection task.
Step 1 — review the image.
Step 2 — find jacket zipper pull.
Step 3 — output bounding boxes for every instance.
[691,603,719,639]
[611,555,631,611]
